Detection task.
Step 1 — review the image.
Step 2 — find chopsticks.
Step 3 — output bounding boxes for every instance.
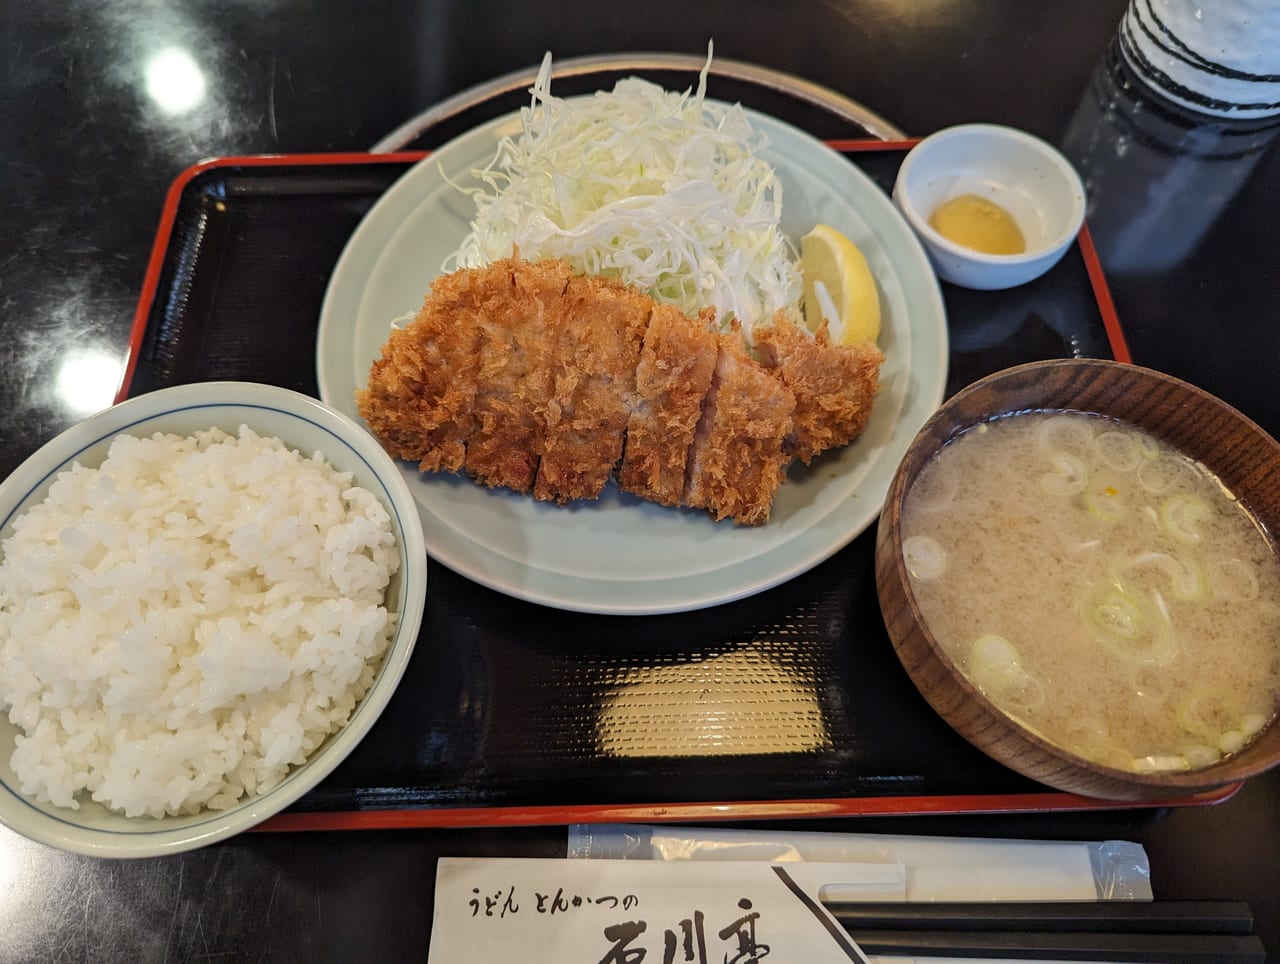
[844,929,1265,961]
[828,899,1255,934]
[824,900,1266,962]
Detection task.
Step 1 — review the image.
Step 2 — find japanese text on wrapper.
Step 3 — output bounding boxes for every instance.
[466,887,770,963]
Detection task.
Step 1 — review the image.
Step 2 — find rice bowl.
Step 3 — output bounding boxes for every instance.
[0,382,427,857]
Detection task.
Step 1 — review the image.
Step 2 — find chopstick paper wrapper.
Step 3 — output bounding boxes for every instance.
[428,857,904,962]
[568,824,1152,901]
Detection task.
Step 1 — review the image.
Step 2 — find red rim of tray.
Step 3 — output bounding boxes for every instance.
[118,144,1178,833]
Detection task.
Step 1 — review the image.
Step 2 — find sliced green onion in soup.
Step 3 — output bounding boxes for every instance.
[966,633,1046,713]
[1241,713,1268,737]
[1160,494,1211,544]
[1094,431,1144,472]
[1036,414,1095,456]
[969,632,1020,671]
[1208,559,1260,602]
[1122,551,1207,601]
[1131,753,1191,773]
[1135,433,1161,461]
[1176,688,1241,741]
[1084,484,1126,523]
[909,459,960,512]
[1181,743,1222,768]
[1078,580,1176,665]
[1137,454,1191,494]
[1040,452,1088,497]
[1176,692,1270,758]
[1135,505,1163,537]
[1217,729,1247,754]
[903,535,947,580]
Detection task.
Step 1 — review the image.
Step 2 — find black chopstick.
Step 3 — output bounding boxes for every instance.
[844,928,1267,962]
[825,899,1255,935]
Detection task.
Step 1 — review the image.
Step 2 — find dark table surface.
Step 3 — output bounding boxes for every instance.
[3,2,1279,961]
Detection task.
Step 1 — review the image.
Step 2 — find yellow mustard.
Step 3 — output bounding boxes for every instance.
[929,193,1026,255]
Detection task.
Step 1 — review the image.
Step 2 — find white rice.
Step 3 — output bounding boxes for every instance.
[0,426,399,819]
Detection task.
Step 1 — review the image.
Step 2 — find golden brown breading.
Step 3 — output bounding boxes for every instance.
[683,329,796,525]
[460,258,574,492]
[356,270,485,473]
[357,257,885,525]
[616,303,719,507]
[534,274,650,503]
[754,312,884,464]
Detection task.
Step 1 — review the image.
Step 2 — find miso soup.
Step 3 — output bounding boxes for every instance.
[901,411,1280,774]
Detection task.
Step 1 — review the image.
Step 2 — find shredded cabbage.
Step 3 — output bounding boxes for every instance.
[445,45,802,336]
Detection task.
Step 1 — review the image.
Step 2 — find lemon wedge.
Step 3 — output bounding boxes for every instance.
[800,224,881,345]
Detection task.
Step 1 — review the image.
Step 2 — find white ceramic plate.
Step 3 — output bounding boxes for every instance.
[317,105,948,614]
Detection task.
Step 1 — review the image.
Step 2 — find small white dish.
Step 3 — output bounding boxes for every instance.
[893,123,1086,290]
[0,382,427,857]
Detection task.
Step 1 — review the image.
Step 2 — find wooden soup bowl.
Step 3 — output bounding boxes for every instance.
[875,358,1280,800]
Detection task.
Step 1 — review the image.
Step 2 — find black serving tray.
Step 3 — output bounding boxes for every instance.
[121,147,1232,830]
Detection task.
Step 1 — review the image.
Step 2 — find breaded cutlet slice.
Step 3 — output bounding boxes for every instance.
[533,274,650,503]
[356,270,486,473]
[754,313,885,464]
[617,303,719,507]
[461,258,574,492]
[683,330,797,525]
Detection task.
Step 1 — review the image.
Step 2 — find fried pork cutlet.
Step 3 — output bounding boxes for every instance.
[616,303,719,507]
[460,258,573,492]
[534,274,650,503]
[357,256,884,524]
[684,329,796,525]
[754,313,885,465]
[357,268,486,473]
